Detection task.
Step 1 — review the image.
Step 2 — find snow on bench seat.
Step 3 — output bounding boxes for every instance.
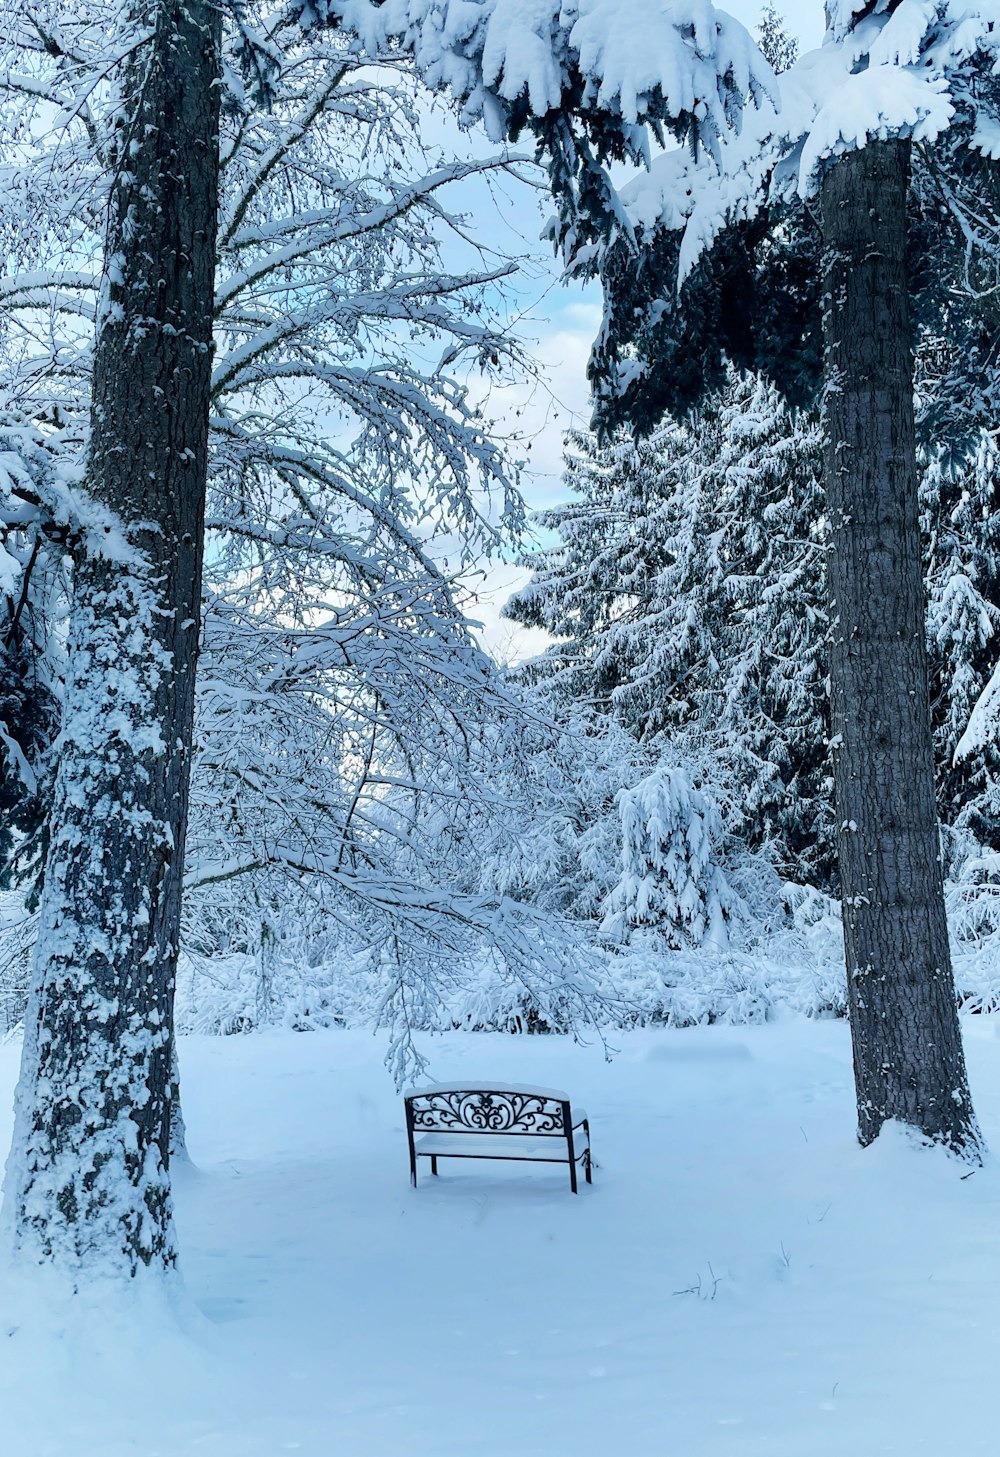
[414,1132,581,1161]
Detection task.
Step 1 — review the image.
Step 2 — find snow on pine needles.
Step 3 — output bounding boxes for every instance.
[3,1019,1000,1454]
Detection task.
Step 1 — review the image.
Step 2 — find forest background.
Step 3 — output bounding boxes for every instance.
[2,0,999,1274]
[4,0,1000,1086]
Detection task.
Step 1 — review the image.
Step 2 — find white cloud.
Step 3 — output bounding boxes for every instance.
[464,561,554,667]
[473,290,602,510]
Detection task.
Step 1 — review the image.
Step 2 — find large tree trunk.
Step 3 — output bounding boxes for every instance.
[2,0,220,1273]
[821,138,978,1154]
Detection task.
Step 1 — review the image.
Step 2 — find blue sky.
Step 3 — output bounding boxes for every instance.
[730,0,824,48]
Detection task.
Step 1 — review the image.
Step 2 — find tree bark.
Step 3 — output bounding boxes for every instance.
[3,0,220,1272]
[821,138,978,1153]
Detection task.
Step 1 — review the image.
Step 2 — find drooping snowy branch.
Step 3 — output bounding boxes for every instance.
[0,5,620,1075]
[306,0,776,268]
[606,3,1000,296]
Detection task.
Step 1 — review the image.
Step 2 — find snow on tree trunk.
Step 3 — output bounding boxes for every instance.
[820,137,978,1154]
[2,0,221,1272]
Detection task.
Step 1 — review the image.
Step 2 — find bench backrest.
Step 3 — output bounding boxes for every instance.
[404,1087,571,1138]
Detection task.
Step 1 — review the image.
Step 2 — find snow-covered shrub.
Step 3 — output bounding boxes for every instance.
[945,842,1000,1014]
[605,946,845,1029]
[465,713,655,922]
[176,945,375,1036]
[156,841,1000,1042]
[173,921,848,1041]
[602,764,737,950]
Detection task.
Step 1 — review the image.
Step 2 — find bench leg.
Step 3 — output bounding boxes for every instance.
[569,1159,578,1194]
[431,1155,439,1176]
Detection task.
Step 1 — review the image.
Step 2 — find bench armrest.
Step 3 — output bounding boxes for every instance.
[571,1110,588,1128]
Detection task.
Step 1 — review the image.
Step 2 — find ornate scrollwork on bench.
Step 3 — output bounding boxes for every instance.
[409,1089,566,1135]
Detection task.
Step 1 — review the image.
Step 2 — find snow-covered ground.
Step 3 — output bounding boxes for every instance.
[2,1016,1000,1454]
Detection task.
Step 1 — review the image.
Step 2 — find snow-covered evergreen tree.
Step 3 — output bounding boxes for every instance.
[510,352,1000,894]
[510,369,832,886]
[1,0,223,1275]
[576,0,1000,1154]
[602,764,735,952]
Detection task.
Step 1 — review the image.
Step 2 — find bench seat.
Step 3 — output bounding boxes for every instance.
[414,1131,588,1162]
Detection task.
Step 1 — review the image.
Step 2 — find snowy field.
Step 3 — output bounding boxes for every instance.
[2,1018,1000,1455]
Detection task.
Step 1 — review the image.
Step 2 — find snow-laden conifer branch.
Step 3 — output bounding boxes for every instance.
[216,155,533,300]
[315,0,774,142]
[305,0,775,272]
[219,56,353,241]
[604,2,1000,303]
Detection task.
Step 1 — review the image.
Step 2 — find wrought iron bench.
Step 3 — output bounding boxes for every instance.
[404,1083,593,1193]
